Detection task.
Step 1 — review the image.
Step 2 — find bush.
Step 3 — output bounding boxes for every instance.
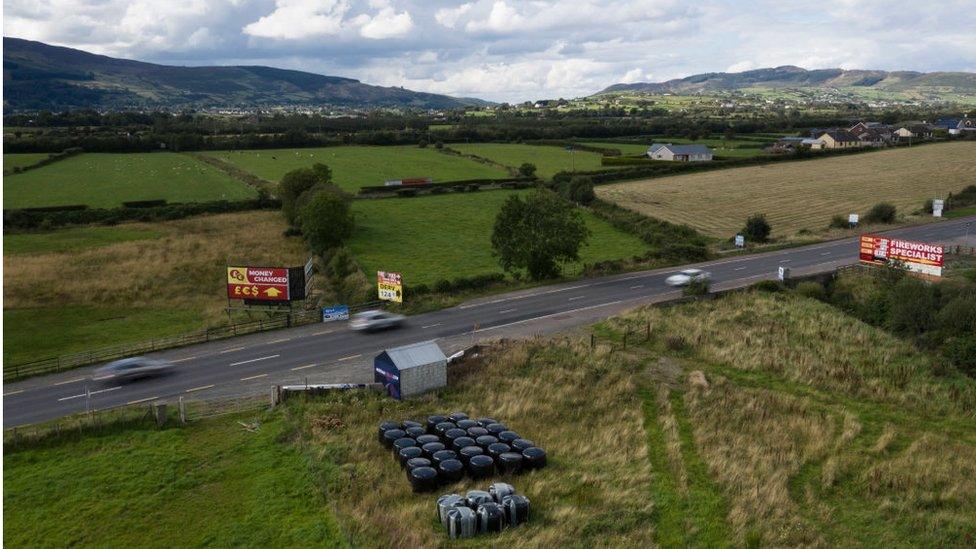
[885,277,937,336]
[518,163,537,178]
[121,199,167,208]
[558,176,595,205]
[829,215,849,229]
[943,337,976,378]
[664,334,687,351]
[936,294,976,337]
[741,213,771,243]
[795,281,826,300]
[299,188,354,254]
[753,280,782,292]
[396,189,417,198]
[683,278,710,296]
[864,202,897,224]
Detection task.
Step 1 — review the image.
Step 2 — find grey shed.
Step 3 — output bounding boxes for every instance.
[374,340,447,399]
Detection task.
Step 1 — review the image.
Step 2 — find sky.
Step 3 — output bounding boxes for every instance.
[4,0,976,103]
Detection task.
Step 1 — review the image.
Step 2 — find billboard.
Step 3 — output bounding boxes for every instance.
[227,266,291,301]
[377,271,403,303]
[859,234,943,277]
[383,177,433,187]
[322,305,350,322]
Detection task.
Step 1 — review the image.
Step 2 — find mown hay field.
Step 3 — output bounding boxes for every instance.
[596,141,976,238]
[3,152,256,209]
[348,190,647,286]
[205,146,507,191]
[3,211,305,363]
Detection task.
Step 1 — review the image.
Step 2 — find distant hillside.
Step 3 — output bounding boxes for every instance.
[599,65,976,101]
[2,37,486,111]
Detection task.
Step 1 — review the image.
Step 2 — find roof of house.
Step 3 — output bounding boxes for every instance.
[935,118,960,128]
[380,340,446,371]
[648,143,713,155]
[819,130,860,143]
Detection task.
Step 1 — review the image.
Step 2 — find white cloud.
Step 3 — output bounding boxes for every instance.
[620,68,652,83]
[243,0,349,39]
[434,3,473,29]
[359,6,414,39]
[465,1,526,34]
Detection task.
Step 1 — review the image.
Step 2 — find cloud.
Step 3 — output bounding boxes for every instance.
[4,0,975,103]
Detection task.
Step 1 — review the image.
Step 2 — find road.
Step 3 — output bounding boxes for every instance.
[4,216,974,427]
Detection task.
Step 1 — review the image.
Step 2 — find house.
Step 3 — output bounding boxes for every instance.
[852,128,891,147]
[934,117,961,131]
[894,124,935,140]
[802,138,825,150]
[950,116,976,135]
[767,136,807,153]
[817,130,862,149]
[373,341,447,400]
[849,121,892,135]
[647,143,714,162]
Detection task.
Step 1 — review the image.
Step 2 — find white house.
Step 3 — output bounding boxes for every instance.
[647,143,714,162]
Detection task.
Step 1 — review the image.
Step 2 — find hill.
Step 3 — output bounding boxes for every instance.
[599,65,976,103]
[2,37,485,111]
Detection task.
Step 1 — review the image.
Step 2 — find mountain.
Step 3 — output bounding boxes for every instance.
[598,65,976,100]
[2,37,487,111]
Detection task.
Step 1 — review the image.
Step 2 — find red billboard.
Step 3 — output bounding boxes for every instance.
[227,266,290,301]
[859,234,943,277]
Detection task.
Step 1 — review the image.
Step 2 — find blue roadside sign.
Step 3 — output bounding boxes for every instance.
[322,305,350,322]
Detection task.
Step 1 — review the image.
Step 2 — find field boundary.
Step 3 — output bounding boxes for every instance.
[188,152,276,191]
[3,147,83,176]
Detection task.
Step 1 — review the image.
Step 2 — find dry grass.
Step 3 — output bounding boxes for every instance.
[3,211,306,325]
[596,142,976,238]
[290,339,655,547]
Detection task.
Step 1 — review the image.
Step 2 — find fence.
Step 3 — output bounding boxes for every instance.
[4,309,323,381]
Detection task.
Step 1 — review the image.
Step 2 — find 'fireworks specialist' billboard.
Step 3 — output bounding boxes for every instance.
[859,235,943,277]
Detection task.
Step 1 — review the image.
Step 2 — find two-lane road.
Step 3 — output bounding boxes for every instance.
[5,216,974,427]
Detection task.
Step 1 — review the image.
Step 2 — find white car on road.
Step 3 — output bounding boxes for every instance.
[350,310,406,332]
[665,269,711,287]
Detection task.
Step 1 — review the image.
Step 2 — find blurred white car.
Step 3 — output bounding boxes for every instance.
[350,310,405,332]
[665,269,711,287]
[94,357,173,383]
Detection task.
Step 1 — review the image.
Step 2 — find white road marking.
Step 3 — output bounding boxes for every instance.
[241,374,268,381]
[779,259,792,263]
[630,285,644,289]
[91,375,115,381]
[170,356,199,363]
[230,355,279,366]
[422,323,443,329]
[4,390,25,397]
[499,309,517,314]
[185,384,215,393]
[338,354,362,361]
[568,295,586,301]
[545,284,585,294]
[220,346,245,354]
[291,363,317,371]
[820,252,831,256]
[52,377,86,386]
[127,396,158,405]
[58,386,121,402]
[734,266,746,271]
[311,329,335,336]
[267,337,291,344]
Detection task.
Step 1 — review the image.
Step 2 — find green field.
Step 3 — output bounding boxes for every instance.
[451,143,609,179]
[3,412,342,547]
[4,226,163,255]
[205,146,506,191]
[3,153,256,209]
[348,190,647,285]
[3,153,49,171]
[578,137,771,158]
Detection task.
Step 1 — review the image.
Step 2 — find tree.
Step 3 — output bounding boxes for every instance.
[864,202,897,224]
[323,247,363,304]
[279,163,333,226]
[885,277,937,336]
[723,127,736,141]
[742,213,771,243]
[491,189,589,280]
[518,163,537,178]
[558,175,595,205]
[299,187,354,255]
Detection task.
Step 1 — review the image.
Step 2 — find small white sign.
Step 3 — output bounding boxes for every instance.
[848,213,859,225]
[734,234,745,248]
[778,266,790,281]
[933,199,945,217]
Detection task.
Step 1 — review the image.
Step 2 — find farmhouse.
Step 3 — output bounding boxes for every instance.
[894,124,935,139]
[646,143,714,162]
[817,130,862,149]
[950,116,976,135]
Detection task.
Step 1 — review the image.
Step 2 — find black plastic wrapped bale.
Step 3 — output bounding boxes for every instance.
[459,445,485,464]
[439,459,464,483]
[447,507,477,539]
[398,446,424,468]
[378,421,399,444]
[489,482,515,502]
[416,434,440,446]
[475,417,497,427]
[393,437,418,453]
[485,423,508,435]
[466,426,489,438]
[456,419,478,430]
[448,412,469,422]
[406,457,433,471]
[488,442,512,460]
[405,426,426,439]
[437,494,465,529]
[465,489,494,509]
[432,449,458,467]
[498,430,520,444]
[434,421,457,437]
[498,452,524,475]
[427,415,448,433]
[468,455,495,479]
[476,435,499,449]
[444,428,467,445]
[422,442,446,459]
[511,438,535,452]
[477,502,505,533]
[522,447,547,469]
[452,436,476,452]
[382,429,407,448]
[401,420,424,431]
[409,466,439,493]
[501,494,530,526]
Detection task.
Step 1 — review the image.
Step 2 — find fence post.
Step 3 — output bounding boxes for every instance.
[179,396,187,425]
[590,334,595,350]
[646,322,651,342]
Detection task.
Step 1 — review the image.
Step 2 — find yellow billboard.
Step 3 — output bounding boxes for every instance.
[377,271,403,303]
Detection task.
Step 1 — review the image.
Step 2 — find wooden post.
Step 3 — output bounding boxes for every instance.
[646,322,651,342]
[590,334,595,350]
[179,396,187,425]
[154,403,168,427]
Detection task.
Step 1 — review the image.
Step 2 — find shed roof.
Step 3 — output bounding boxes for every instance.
[382,340,446,371]
[648,143,713,155]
